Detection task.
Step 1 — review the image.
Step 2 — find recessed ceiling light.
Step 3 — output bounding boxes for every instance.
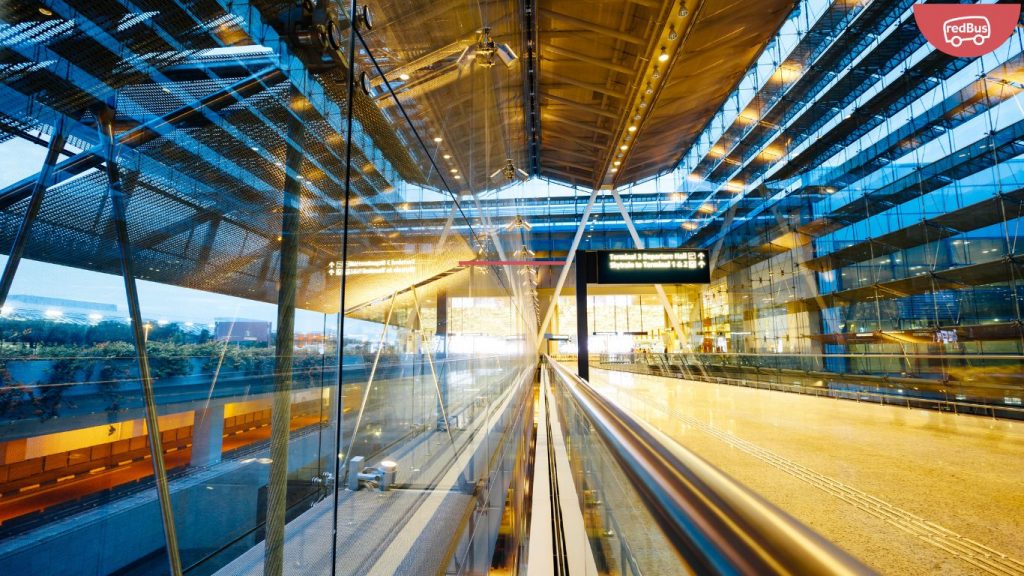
[433,137,443,143]
[628,125,637,132]
[399,73,410,81]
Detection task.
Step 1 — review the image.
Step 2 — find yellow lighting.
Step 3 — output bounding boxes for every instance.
[628,125,637,132]
[699,203,715,214]
[450,168,459,173]
[443,154,451,159]
[682,221,698,231]
[611,168,619,173]
[614,161,621,166]
[398,73,410,81]
[620,144,628,151]
[433,137,443,143]
[454,175,462,179]
[658,49,669,62]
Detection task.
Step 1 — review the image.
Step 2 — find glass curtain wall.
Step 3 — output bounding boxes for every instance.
[0,1,536,575]
[577,0,1023,419]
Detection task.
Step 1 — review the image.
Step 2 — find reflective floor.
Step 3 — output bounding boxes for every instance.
[586,366,1024,576]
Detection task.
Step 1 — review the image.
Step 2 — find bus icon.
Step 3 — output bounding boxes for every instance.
[943,16,991,48]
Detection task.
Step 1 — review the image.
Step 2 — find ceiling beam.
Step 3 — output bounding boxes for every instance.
[540,76,627,100]
[544,115,615,136]
[541,93,620,119]
[539,8,647,45]
[543,45,635,76]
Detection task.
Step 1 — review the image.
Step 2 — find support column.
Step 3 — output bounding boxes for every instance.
[190,405,225,468]
[576,252,590,381]
[264,89,304,576]
[436,289,449,430]
[0,115,71,306]
[97,105,182,576]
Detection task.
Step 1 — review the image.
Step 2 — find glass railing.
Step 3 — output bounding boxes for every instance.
[544,356,871,575]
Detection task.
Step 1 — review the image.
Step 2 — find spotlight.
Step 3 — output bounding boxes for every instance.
[679,7,689,18]
[443,154,451,160]
[399,73,410,81]
[652,68,661,80]
[645,83,653,95]
[433,137,443,143]
[620,144,628,151]
[614,161,621,166]
[495,42,519,67]
[628,125,637,132]
[668,26,678,41]
[450,168,458,173]
[658,48,669,62]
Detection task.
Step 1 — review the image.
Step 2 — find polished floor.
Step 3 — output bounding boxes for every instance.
[586,367,1024,576]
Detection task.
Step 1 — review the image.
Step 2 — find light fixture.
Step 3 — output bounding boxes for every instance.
[668,26,678,41]
[398,73,410,81]
[433,137,443,143]
[639,101,648,108]
[38,6,53,16]
[611,168,619,173]
[614,161,621,166]
[679,6,689,18]
[652,68,661,80]
[628,125,637,132]
[250,146,259,151]
[443,154,451,160]
[454,174,462,179]
[620,144,628,151]
[658,48,669,62]
[449,168,458,173]
[645,83,653,95]
[634,113,642,121]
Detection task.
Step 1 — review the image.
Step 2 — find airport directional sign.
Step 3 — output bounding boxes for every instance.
[589,249,711,284]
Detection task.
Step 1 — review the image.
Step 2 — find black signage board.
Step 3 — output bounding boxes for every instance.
[585,249,711,284]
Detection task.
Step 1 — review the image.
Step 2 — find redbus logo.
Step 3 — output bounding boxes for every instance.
[914,4,1020,58]
[944,16,990,48]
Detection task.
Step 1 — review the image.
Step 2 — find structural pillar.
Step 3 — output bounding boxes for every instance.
[576,251,590,381]
[190,405,225,468]
[264,88,304,576]
[436,289,449,430]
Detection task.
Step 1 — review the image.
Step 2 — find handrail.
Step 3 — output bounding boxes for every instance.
[545,356,875,576]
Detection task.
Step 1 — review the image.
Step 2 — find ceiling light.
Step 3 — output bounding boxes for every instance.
[668,26,678,41]
[639,101,648,108]
[652,68,661,79]
[433,137,443,143]
[398,73,410,81]
[620,144,628,151]
[634,113,641,121]
[443,154,451,159]
[454,175,462,179]
[658,48,669,62]
[38,7,53,16]
[645,84,653,95]
[610,168,619,173]
[679,7,689,18]
[614,161,621,166]
[449,168,459,173]
[628,125,637,132]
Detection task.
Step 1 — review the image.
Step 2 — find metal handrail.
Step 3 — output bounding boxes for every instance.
[545,356,875,576]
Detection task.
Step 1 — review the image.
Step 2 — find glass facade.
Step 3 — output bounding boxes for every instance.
[0,2,534,574]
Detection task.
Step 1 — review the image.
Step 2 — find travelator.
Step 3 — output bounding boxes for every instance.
[531,355,873,576]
